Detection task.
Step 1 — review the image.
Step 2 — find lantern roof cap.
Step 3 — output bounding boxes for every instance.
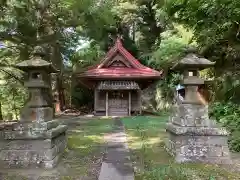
[15,46,59,73]
[172,53,215,70]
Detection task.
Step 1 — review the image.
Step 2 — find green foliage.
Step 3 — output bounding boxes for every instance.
[69,44,104,107]
[149,35,187,70]
[149,24,195,70]
[0,80,26,120]
[0,43,26,120]
[71,85,93,108]
[209,102,240,152]
[155,73,182,111]
[71,43,104,71]
[110,0,170,53]
[165,0,240,102]
[209,102,239,119]
[212,73,240,102]
[145,25,193,111]
[165,0,240,47]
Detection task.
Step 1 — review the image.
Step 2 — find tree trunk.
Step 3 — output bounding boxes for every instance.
[56,75,65,111]
[12,90,18,120]
[49,38,66,112]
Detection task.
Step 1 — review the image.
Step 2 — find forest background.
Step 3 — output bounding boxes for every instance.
[0,0,240,151]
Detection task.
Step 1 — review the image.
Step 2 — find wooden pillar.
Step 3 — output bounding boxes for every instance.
[128,91,131,116]
[94,89,98,112]
[139,90,142,114]
[106,91,108,116]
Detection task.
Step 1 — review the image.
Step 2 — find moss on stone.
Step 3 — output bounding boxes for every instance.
[0,118,113,180]
[122,116,240,180]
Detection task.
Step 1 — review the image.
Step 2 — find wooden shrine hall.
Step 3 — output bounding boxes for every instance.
[77,38,162,116]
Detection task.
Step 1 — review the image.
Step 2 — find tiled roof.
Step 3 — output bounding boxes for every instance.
[78,38,162,79]
[97,38,145,69]
[81,68,161,78]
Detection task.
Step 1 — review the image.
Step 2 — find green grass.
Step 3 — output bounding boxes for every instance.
[122,115,240,180]
[67,118,112,158]
[64,118,113,177]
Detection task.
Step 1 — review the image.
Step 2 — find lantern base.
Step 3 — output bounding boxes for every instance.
[0,120,67,169]
[166,103,232,164]
[166,123,232,164]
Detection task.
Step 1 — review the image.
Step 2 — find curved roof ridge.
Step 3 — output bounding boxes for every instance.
[115,38,159,71]
[78,38,162,79]
[97,37,142,69]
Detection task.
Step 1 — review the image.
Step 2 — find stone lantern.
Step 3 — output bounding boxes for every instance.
[17,46,57,122]
[166,53,231,164]
[0,46,67,168]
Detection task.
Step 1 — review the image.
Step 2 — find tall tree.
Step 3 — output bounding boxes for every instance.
[112,0,170,53]
[0,0,116,114]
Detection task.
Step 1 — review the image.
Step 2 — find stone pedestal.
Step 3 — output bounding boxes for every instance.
[0,120,67,168]
[167,53,231,164]
[166,103,232,164]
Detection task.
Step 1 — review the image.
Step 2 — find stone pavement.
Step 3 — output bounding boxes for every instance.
[98,118,134,180]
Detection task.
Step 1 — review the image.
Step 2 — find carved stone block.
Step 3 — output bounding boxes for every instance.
[0,123,67,168]
[166,132,231,164]
[0,134,66,150]
[166,103,231,164]
[2,125,67,140]
[13,120,59,131]
[20,107,53,122]
[170,104,217,127]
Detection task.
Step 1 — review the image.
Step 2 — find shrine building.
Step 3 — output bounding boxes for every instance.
[77,38,162,116]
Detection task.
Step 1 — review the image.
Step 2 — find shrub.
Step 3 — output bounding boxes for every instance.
[209,102,240,152]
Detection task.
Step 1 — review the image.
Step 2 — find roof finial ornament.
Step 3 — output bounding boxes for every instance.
[117,34,122,39]
[116,34,123,47]
[32,45,46,57]
[33,30,46,57]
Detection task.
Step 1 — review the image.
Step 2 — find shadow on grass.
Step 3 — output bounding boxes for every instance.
[122,116,240,180]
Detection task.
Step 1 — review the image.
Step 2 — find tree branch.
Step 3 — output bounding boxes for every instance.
[0,69,24,85]
[0,32,22,44]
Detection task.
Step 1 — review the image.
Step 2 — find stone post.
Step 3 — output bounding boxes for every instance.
[0,46,68,169]
[166,53,231,164]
